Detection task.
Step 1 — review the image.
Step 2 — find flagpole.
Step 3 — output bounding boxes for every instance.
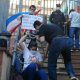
[11,0,23,65]
[19,0,23,12]
[43,0,45,14]
[11,26,20,66]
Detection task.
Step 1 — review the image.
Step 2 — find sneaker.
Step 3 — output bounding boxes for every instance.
[70,49,74,52]
[75,48,80,51]
[71,77,79,80]
[75,49,79,51]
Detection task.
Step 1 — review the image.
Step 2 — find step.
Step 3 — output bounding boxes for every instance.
[43,52,80,60]
[44,58,64,63]
[42,51,80,80]
[58,67,80,73]
[58,55,80,60]
[57,59,80,64]
[71,51,80,54]
[43,62,80,69]
[43,69,80,80]
[43,58,80,65]
[57,63,80,69]
[43,62,80,70]
[57,72,80,80]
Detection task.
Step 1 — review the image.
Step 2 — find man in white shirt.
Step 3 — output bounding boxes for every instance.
[69,9,80,51]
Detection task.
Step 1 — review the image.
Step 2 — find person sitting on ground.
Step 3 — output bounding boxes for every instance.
[18,33,48,80]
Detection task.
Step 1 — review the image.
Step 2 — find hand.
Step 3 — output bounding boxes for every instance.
[31,56,37,63]
[35,35,40,41]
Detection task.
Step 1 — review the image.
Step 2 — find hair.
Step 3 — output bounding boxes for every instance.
[69,9,75,14]
[28,39,37,49]
[33,20,42,28]
[56,4,61,7]
[29,5,36,10]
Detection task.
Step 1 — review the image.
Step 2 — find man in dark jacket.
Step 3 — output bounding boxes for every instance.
[49,4,66,31]
[33,20,78,80]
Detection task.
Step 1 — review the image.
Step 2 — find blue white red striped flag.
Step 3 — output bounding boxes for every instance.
[6,9,41,33]
[6,12,29,33]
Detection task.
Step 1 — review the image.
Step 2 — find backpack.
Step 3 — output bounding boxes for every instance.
[49,10,65,26]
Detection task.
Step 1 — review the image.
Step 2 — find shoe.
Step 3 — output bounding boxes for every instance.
[70,47,75,52]
[75,48,80,51]
[75,49,79,51]
[70,49,74,52]
[71,77,79,80]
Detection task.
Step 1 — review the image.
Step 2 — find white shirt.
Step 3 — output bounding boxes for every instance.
[23,42,33,70]
[69,11,80,27]
[22,42,43,70]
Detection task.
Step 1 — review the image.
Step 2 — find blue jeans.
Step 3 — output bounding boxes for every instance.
[69,27,80,49]
[22,63,48,80]
[15,53,23,74]
[48,36,76,80]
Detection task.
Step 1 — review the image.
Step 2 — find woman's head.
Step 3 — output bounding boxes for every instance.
[28,41,37,51]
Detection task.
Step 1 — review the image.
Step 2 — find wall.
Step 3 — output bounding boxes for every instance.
[0,0,10,32]
[0,50,11,80]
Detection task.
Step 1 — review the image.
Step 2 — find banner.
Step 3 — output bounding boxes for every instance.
[21,14,43,30]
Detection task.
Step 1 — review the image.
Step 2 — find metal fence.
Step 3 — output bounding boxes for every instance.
[9,0,64,16]
[9,0,80,17]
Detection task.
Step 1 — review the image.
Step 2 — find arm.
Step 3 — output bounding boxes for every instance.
[36,53,43,67]
[18,34,27,50]
[36,35,45,42]
[39,36,45,42]
[68,12,72,22]
[19,34,27,44]
[61,13,67,26]
[49,12,54,23]
[31,56,43,67]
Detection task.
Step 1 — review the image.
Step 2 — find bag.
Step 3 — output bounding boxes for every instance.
[0,39,7,48]
[0,31,11,49]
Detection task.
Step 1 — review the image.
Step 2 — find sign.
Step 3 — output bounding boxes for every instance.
[21,14,43,30]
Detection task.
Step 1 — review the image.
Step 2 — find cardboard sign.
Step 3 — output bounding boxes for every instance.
[21,14,43,30]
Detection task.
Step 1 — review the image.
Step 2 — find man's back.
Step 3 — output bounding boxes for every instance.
[38,24,64,44]
[49,10,66,27]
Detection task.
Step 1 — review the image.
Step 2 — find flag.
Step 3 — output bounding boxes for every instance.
[6,10,41,33]
[6,12,29,33]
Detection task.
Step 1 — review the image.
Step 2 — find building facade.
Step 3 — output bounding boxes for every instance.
[9,0,80,16]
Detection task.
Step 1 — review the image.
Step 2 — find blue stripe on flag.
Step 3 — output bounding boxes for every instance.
[6,12,29,27]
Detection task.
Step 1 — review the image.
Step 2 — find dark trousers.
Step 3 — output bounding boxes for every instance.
[22,63,48,80]
[48,36,76,80]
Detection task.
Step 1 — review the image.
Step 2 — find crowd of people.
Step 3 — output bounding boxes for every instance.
[14,4,80,80]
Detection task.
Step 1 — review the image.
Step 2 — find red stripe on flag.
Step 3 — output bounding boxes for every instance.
[10,22,21,33]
